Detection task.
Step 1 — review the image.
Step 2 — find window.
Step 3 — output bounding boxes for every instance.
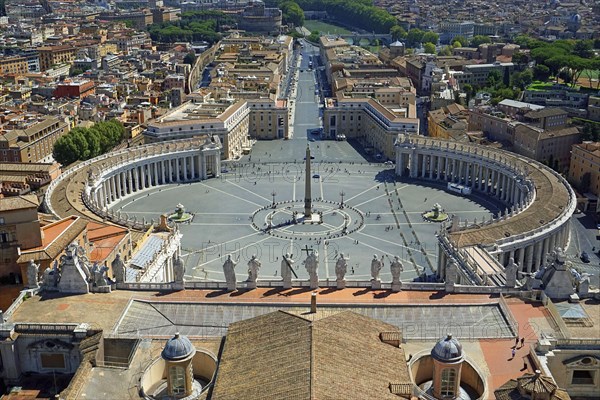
[440,368,456,397]
[169,365,186,394]
[572,370,594,385]
[40,353,65,369]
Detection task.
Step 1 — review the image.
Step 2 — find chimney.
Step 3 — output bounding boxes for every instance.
[310,291,317,313]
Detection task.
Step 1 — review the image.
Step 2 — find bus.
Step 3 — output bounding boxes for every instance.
[447,182,472,195]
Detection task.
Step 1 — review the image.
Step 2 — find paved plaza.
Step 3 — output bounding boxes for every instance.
[112,158,502,283]
[114,299,514,339]
[110,41,503,285]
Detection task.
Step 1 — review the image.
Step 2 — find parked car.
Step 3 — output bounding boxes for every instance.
[581,251,590,263]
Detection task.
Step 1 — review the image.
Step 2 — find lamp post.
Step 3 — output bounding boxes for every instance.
[339,190,345,209]
[271,190,277,208]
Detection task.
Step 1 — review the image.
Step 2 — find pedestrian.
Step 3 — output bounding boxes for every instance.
[515,337,519,346]
[520,337,525,347]
[511,348,516,359]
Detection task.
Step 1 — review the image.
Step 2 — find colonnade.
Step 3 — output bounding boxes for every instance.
[92,151,220,209]
[395,136,575,276]
[397,151,529,207]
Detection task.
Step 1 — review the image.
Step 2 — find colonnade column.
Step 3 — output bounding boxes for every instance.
[517,247,525,272]
[191,156,196,180]
[533,241,544,272]
[525,245,534,273]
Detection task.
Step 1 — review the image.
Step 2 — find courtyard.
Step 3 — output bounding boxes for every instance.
[111,156,501,283]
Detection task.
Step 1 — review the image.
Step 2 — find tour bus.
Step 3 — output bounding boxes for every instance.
[447,182,472,195]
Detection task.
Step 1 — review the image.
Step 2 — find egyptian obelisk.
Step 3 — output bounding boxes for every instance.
[304,145,312,217]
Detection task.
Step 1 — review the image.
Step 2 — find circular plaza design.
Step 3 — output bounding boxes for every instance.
[44,134,575,285]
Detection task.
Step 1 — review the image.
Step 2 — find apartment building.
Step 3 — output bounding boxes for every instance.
[37,46,77,72]
[427,103,469,141]
[0,56,29,76]
[469,106,580,171]
[569,142,600,197]
[323,98,419,160]
[0,116,70,163]
[453,62,514,87]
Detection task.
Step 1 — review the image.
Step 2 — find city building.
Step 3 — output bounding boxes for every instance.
[0,116,70,163]
[0,195,42,281]
[145,96,288,159]
[0,56,29,76]
[568,142,600,212]
[323,98,419,160]
[37,46,77,72]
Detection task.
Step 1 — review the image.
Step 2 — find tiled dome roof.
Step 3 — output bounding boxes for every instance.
[432,333,463,362]
[162,332,195,361]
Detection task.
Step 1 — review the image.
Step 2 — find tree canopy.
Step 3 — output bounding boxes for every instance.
[289,0,397,34]
[470,35,491,47]
[280,1,305,27]
[423,42,436,54]
[148,11,234,43]
[53,120,125,166]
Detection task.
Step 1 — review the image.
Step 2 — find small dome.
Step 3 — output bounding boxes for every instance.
[570,13,581,23]
[391,40,404,47]
[162,332,195,361]
[432,333,463,362]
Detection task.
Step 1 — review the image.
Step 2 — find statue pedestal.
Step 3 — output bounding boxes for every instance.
[391,282,402,292]
[309,278,319,290]
[371,279,381,290]
[336,279,345,289]
[283,280,292,290]
[246,280,257,289]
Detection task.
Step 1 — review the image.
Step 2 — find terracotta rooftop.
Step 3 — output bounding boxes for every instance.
[211,310,410,400]
[16,216,87,263]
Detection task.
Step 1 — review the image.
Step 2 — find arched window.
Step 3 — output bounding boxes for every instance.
[441,368,457,397]
[169,365,186,395]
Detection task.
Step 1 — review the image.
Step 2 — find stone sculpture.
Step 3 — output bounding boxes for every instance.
[335,253,349,289]
[173,254,185,284]
[223,254,238,291]
[111,253,126,283]
[371,254,384,289]
[26,260,39,289]
[390,256,403,292]
[246,254,261,289]
[305,250,319,289]
[281,253,295,289]
[505,257,518,288]
[92,262,110,287]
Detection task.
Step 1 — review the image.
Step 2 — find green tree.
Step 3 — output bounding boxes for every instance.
[573,40,594,58]
[281,1,305,27]
[53,136,79,166]
[70,129,90,160]
[486,70,502,88]
[438,46,452,56]
[470,35,491,47]
[451,35,468,47]
[183,52,196,66]
[390,25,407,41]
[422,31,439,45]
[533,64,550,81]
[511,51,528,64]
[511,69,533,89]
[423,42,436,54]
[406,28,424,47]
